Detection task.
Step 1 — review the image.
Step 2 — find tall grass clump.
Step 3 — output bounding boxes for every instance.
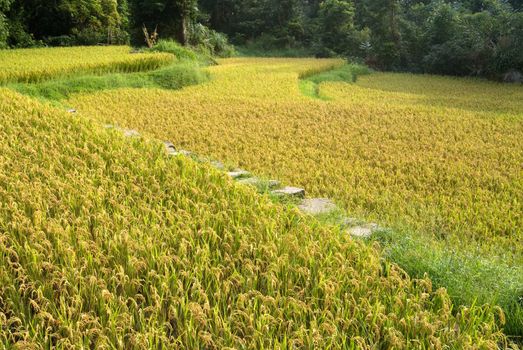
[150,39,198,61]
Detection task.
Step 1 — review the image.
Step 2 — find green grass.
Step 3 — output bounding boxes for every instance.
[7,62,210,102]
[150,39,199,61]
[299,64,371,99]
[298,197,523,340]
[150,39,219,65]
[372,228,523,340]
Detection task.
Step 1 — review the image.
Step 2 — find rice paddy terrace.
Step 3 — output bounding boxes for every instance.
[0,47,522,348]
[71,57,523,263]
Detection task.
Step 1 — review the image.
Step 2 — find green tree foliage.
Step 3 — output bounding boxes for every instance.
[420,1,523,77]
[316,0,356,56]
[0,0,12,48]
[199,0,522,79]
[0,0,521,79]
[129,0,198,45]
[5,0,129,46]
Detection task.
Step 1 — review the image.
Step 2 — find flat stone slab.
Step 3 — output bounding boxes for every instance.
[298,198,337,215]
[227,170,250,179]
[210,160,225,170]
[347,223,379,239]
[271,186,305,198]
[164,141,177,155]
[123,129,140,138]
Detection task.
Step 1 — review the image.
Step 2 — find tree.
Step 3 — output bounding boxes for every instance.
[5,0,129,46]
[129,0,197,45]
[0,0,13,48]
[317,0,356,56]
[359,0,402,69]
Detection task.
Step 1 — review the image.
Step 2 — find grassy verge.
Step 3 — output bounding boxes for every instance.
[299,64,371,99]
[292,199,523,340]
[372,228,523,340]
[7,62,209,102]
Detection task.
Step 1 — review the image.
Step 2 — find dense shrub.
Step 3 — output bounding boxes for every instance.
[188,23,235,57]
[151,39,198,61]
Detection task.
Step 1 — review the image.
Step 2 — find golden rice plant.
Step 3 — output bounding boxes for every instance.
[68,57,523,265]
[0,46,173,84]
[0,88,510,348]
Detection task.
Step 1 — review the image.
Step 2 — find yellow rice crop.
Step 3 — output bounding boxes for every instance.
[69,58,523,264]
[0,46,173,84]
[0,88,509,348]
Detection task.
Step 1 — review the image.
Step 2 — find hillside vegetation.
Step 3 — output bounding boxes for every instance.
[0,87,510,348]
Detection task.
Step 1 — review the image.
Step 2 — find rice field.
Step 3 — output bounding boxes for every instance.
[69,58,523,264]
[0,46,173,84]
[0,87,510,348]
[1,48,522,347]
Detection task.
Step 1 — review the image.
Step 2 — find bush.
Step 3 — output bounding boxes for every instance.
[148,63,209,89]
[151,39,198,61]
[0,15,8,49]
[188,23,235,58]
[44,35,75,47]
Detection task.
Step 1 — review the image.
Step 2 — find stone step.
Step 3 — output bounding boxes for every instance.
[227,170,251,179]
[271,186,305,198]
[347,223,379,239]
[123,129,140,138]
[298,198,337,215]
[163,141,177,155]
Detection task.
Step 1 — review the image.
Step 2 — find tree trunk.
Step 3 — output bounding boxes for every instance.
[175,16,188,45]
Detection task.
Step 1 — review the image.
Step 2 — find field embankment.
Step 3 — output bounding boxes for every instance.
[0,46,173,84]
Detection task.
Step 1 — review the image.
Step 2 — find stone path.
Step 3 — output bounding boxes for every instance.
[272,187,305,198]
[298,198,337,215]
[99,122,385,240]
[227,170,250,179]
